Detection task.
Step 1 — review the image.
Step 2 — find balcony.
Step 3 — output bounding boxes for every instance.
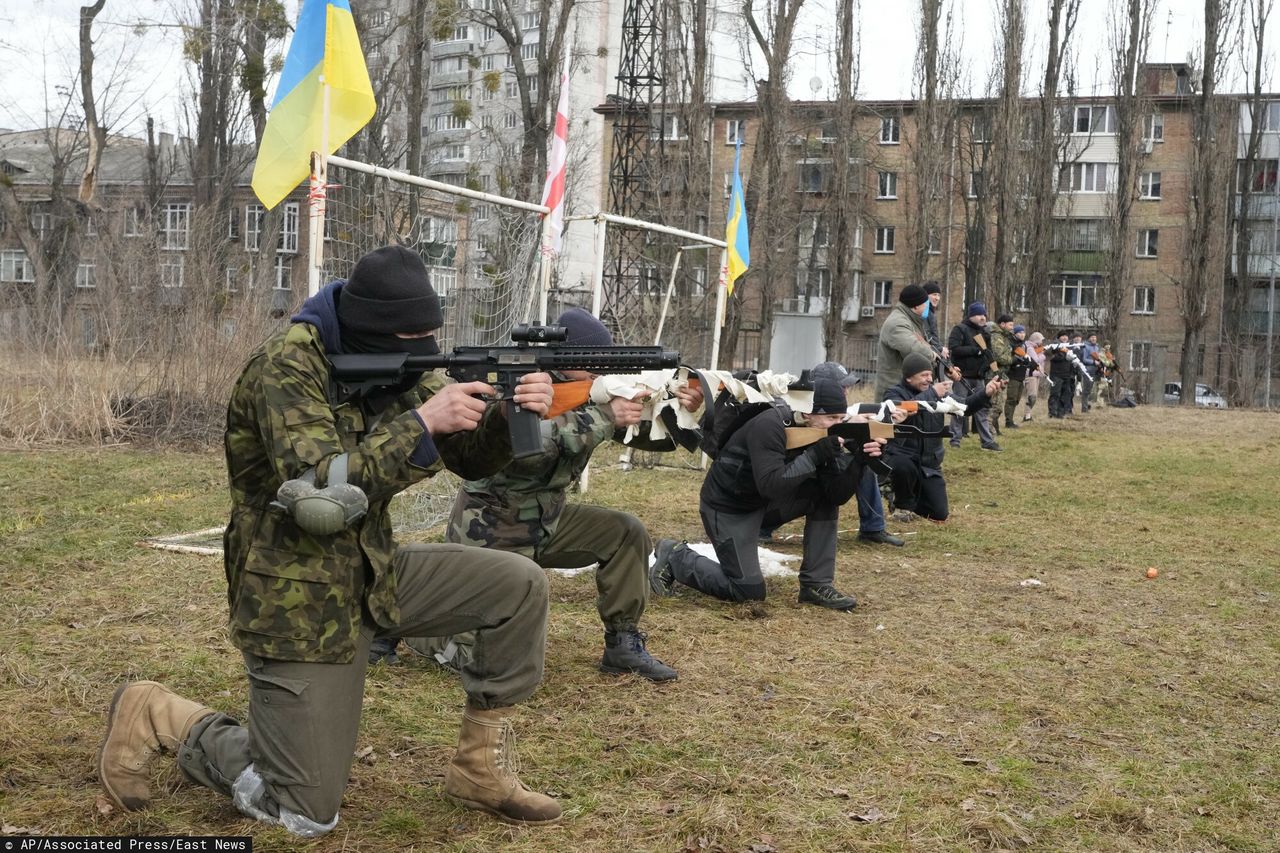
[1049,250,1107,272]
[1047,305,1108,328]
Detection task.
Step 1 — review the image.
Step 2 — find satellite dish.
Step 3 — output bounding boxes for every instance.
[809,76,823,96]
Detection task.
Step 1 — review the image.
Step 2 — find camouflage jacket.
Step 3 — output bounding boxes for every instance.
[447,401,672,559]
[223,322,513,664]
[992,327,1015,373]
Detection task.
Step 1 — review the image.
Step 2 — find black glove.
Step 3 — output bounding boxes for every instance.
[807,435,842,465]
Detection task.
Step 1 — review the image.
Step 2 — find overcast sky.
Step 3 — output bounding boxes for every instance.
[0,0,1273,138]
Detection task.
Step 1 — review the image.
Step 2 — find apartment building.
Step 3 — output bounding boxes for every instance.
[598,63,1280,401]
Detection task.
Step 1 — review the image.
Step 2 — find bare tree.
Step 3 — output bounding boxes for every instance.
[987,0,1030,317]
[1100,0,1154,352]
[1178,0,1237,403]
[1224,0,1274,404]
[821,0,862,358]
[1024,0,1081,333]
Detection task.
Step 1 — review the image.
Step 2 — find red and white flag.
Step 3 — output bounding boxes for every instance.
[539,58,570,256]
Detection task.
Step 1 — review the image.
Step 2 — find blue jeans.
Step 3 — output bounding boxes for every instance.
[857,467,885,533]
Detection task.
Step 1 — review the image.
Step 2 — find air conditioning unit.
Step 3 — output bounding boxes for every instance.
[860,306,876,318]
[1141,138,1154,154]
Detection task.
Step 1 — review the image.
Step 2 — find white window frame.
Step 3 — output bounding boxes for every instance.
[481,54,498,72]
[726,119,745,145]
[75,262,96,289]
[1139,171,1162,200]
[1053,275,1100,308]
[927,228,943,255]
[1132,285,1155,315]
[124,207,144,238]
[1144,112,1164,142]
[872,279,893,307]
[475,202,492,222]
[279,202,299,254]
[880,116,900,144]
[0,249,34,282]
[874,226,895,254]
[1073,104,1117,134]
[273,256,292,291]
[159,254,184,288]
[521,12,539,30]
[1136,228,1158,259]
[505,80,519,98]
[432,113,468,131]
[502,112,518,129]
[519,42,538,61]
[1062,162,1110,193]
[161,202,191,250]
[967,171,983,199]
[876,171,898,199]
[1129,340,1152,371]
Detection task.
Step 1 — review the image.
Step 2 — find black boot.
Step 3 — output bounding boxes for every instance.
[1004,419,1019,429]
[600,629,677,682]
[369,636,401,665]
[649,539,680,597]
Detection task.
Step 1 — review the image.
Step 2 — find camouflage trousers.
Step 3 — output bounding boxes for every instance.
[176,543,548,826]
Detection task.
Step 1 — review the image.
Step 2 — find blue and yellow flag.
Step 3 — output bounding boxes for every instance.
[724,136,750,296]
[251,0,375,209]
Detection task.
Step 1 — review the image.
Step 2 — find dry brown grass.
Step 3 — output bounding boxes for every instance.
[1,405,1278,851]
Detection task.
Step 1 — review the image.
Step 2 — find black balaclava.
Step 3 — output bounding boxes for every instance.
[338,245,443,357]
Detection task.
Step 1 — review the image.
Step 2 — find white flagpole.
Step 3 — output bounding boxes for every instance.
[307,81,331,297]
[709,248,728,368]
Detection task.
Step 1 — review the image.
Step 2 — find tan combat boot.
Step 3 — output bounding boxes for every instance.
[97,681,214,811]
[444,705,562,825]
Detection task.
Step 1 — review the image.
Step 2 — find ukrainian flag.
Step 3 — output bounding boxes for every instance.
[724,136,750,296]
[251,0,375,210]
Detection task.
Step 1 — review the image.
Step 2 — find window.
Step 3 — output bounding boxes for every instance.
[1239,159,1279,193]
[481,54,498,72]
[880,116,899,144]
[475,203,492,222]
[225,265,243,292]
[245,205,262,251]
[1136,229,1158,258]
[159,255,184,288]
[927,228,943,255]
[273,256,292,291]
[432,113,468,131]
[797,161,829,193]
[723,171,749,198]
[658,114,683,140]
[505,80,519,98]
[0,249,34,282]
[1129,340,1152,371]
[279,203,299,254]
[432,56,466,74]
[1052,275,1099,307]
[877,171,898,199]
[432,85,470,104]
[798,215,829,248]
[123,207,144,237]
[1015,284,1030,311]
[367,10,389,28]
[502,112,518,129]
[1053,219,1109,252]
[970,113,991,143]
[227,208,240,239]
[1133,285,1155,314]
[967,171,984,199]
[1073,104,1117,134]
[1059,162,1110,193]
[1259,101,1280,130]
[1139,171,1162,199]
[75,263,96,289]
[243,203,298,253]
[874,226,895,254]
[520,42,538,61]
[29,211,52,239]
[797,267,832,298]
[442,143,468,161]
[1144,112,1164,142]
[726,119,745,145]
[161,202,191,250]
[521,12,540,29]
[442,25,470,42]
[84,216,96,236]
[872,280,893,306]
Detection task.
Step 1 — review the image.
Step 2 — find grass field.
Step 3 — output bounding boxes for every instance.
[1,405,1278,851]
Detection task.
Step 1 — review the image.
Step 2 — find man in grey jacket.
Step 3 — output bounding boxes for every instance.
[876,284,941,400]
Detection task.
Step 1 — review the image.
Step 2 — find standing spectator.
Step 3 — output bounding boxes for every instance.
[875,283,938,400]
[1047,330,1075,418]
[1004,324,1031,428]
[1081,332,1102,410]
[989,314,1016,434]
[947,303,1002,451]
[922,281,947,359]
[1022,332,1046,421]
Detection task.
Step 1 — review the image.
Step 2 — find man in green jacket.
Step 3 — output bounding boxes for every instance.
[876,284,943,400]
[98,246,561,836]
[424,309,698,682]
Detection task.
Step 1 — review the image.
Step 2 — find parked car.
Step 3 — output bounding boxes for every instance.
[1163,382,1229,408]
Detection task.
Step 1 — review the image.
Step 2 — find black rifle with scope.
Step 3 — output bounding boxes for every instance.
[327,324,681,459]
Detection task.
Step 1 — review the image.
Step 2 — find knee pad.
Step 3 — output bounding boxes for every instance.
[232,764,338,839]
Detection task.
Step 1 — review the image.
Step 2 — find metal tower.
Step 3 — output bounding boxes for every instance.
[603,0,666,339]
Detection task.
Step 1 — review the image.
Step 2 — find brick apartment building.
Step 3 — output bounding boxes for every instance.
[599,63,1280,404]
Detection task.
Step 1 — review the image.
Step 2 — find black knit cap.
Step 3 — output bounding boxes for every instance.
[922,280,941,295]
[556,307,614,346]
[339,245,443,334]
[811,378,847,415]
[899,283,928,308]
[902,351,933,379]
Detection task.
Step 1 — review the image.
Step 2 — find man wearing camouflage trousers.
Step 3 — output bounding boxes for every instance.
[415,308,698,682]
[97,246,562,836]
